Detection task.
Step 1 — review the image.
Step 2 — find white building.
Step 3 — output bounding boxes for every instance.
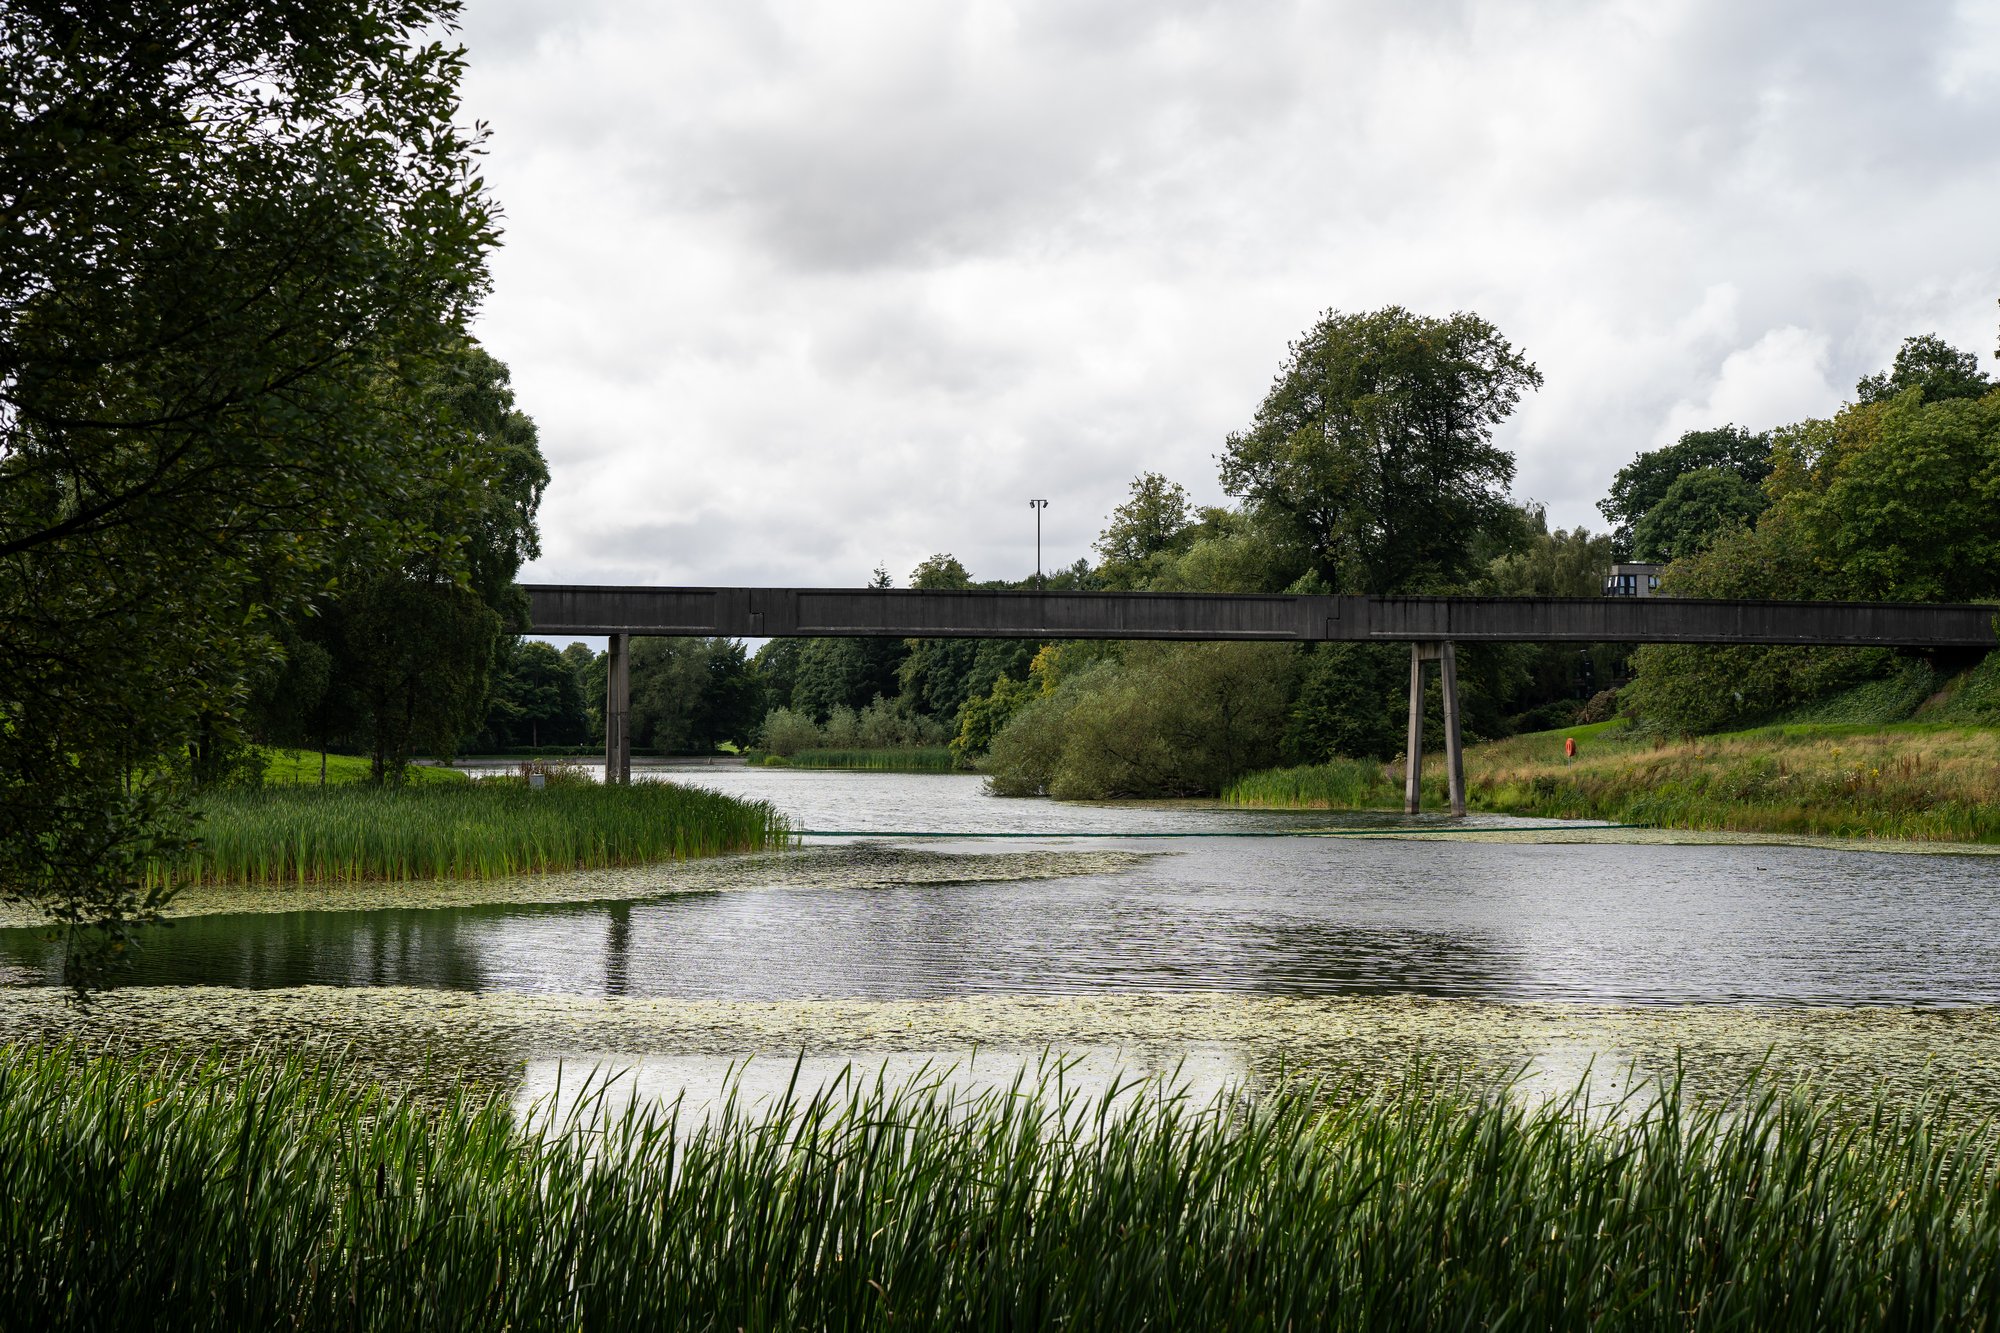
[1603,563,1662,597]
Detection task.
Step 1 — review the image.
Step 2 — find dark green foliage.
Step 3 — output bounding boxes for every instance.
[1598,424,1772,556]
[562,643,604,743]
[1626,513,1891,732]
[909,553,972,589]
[894,553,1016,723]
[426,348,550,613]
[898,637,1036,723]
[1144,506,1306,593]
[1777,658,1938,726]
[1481,508,1615,598]
[470,640,592,750]
[791,638,906,721]
[244,627,339,754]
[340,578,504,782]
[1630,466,1764,563]
[1856,333,1993,406]
[763,748,957,772]
[751,638,803,712]
[1475,511,1629,722]
[329,343,546,780]
[628,638,762,753]
[1220,306,1540,593]
[10,1049,2000,1331]
[1924,651,2000,724]
[0,0,498,958]
[1282,644,1407,763]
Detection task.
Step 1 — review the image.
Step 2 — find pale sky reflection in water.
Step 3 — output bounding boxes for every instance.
[6,770,2000,1007]
[514,1046,1251,1141]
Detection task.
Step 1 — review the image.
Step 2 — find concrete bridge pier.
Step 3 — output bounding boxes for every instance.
[1404,641,1466,818]
[604,632,631,785]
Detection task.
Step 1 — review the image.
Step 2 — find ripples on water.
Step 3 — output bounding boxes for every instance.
[5,768,1999,1007]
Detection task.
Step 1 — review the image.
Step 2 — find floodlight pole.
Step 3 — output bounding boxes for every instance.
[1029,499,1049,589]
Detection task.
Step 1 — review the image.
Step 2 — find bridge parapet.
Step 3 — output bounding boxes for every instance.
[536,584,1997,807]
[525,585,1998,649]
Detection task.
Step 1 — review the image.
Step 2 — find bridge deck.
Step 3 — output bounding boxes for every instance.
[525,585,1998,648]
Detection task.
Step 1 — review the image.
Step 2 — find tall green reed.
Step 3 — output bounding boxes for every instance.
[4,1045,1999,1331]
[1223,758,1396,809]
[163,781,790,887]
[761,747,958,773]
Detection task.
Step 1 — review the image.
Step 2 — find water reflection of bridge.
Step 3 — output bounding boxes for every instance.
[526,585,1999,815]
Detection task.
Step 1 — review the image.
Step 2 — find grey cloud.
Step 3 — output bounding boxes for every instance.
[457,0,2000,586]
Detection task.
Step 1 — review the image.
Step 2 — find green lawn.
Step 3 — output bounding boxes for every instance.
[258,749,466,785]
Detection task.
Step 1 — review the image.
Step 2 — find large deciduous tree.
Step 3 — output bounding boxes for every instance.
[1630,466,1765,564]
[334,343,547,781]
[1597,425,1771,558]
[0,1,498,977]
[1094,472,1195,588]
[1855,334,1993,407]
[1219,307,1540,594]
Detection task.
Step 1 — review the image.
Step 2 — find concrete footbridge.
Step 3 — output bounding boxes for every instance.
[525,584,1998,816]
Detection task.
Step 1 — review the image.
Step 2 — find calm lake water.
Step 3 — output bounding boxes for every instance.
[5,767,2000,1008]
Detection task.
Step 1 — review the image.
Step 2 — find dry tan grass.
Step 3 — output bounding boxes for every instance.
[1231,722,2000,842]
[1454,723,2000,841]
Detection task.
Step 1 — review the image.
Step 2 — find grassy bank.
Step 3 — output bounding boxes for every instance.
[753,746,957,772]
[166,782,790,887]
[1229,720,2000,841]
[8,1047,2000,1330]
[258,749,466,785]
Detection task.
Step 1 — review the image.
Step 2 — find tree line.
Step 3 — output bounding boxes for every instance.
[496,313,2000,797]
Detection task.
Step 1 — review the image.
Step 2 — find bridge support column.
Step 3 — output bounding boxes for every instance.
[1404,641,1466,817]
[1439,640,1466,817]
[604,632,631,786]
[1404,646,1425,814]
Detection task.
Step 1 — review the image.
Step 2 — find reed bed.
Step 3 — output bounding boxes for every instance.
[163,782,790,887]
[760,747,958,773]
[1223,758,1397,809]
[5,1046,2000,1331]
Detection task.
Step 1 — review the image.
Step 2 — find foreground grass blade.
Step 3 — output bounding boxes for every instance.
[3,1045,1999,1330]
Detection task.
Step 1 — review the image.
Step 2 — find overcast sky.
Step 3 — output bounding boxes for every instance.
[457,0,2000,591]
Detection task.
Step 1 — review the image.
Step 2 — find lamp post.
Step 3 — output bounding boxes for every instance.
[1028,499,1048,589]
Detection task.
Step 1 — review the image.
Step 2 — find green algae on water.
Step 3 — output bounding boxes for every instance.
[9,986,2000,1120]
